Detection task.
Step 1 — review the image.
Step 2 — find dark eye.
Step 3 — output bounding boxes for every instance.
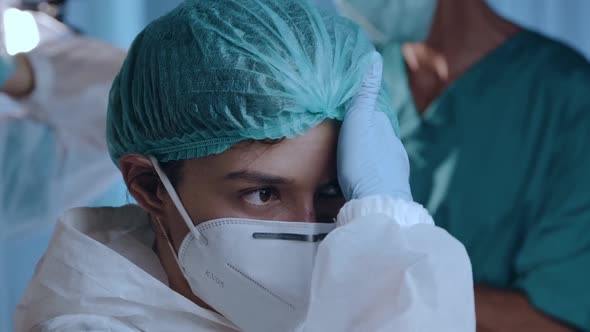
[318,184,342,198]
[242,188,279,206]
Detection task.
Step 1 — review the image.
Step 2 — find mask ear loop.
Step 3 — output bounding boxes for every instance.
[149,156,208,245]
[152,216,201,294]
[151,216,185,268]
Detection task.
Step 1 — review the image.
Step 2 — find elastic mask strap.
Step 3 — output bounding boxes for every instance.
[149,156,208,245]
[152,216,185,265]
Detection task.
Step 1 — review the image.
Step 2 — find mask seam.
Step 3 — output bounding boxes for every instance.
[197,219,336,232]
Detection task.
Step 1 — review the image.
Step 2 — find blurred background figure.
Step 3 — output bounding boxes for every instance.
[333,0,590,331]
[1,2,194,329]
[489,0,590,59]
[316,0,590,59]
[63,0,182,49]
[0,1,130,330]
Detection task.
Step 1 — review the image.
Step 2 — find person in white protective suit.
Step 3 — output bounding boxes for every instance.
[0,2,127,228]
[0,1,127,330]
[14,0,475,331]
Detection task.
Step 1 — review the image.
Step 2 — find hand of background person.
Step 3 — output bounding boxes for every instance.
[402,42,449,82]
[1,54,35,98]
[0,54,16,87]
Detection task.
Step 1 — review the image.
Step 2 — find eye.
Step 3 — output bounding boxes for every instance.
[242,188,280,206]
[318,183,342,198]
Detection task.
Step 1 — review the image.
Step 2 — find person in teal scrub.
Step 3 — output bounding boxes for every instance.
[335,0,590,330]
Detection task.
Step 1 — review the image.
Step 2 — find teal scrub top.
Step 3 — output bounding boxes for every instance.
[381,31,590,330]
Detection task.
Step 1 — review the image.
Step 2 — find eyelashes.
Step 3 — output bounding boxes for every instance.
[240,187,281,207]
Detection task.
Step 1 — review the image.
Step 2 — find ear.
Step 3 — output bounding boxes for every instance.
[119,154,169,219]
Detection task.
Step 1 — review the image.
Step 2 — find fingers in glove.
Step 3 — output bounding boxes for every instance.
[346,51,383,116]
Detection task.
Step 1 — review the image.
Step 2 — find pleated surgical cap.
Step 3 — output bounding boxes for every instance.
[107,0,398,163]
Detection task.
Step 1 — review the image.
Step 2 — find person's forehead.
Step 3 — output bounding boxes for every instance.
[184,121,339,178]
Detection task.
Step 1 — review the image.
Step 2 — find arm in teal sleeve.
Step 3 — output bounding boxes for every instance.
[513,90,590,331]
[0,119,59,237]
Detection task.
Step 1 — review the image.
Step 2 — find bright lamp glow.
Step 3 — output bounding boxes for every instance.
[3,8,40,55]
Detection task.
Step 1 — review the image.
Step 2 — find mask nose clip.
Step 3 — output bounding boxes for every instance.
[149,155,209,245]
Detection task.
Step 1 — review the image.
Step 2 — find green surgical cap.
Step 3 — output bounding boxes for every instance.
[107,0,399,163]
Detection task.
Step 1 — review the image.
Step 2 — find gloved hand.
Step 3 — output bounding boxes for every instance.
[0,54,16,88]
[337,52,412,201]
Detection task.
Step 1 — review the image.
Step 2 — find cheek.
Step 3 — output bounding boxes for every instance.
[167,192,257,251]
[175,181,280,223]
[178,189,239,222]
[164,182,240,249]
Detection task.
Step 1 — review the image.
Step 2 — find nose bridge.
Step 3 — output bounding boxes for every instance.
[291,198,317,223]
[301,208,317,223]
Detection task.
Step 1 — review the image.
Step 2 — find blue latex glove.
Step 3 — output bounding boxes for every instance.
[0,55,16,88]
[337,52,412,201]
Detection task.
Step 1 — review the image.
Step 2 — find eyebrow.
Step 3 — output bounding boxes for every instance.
[224,170,293,185]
